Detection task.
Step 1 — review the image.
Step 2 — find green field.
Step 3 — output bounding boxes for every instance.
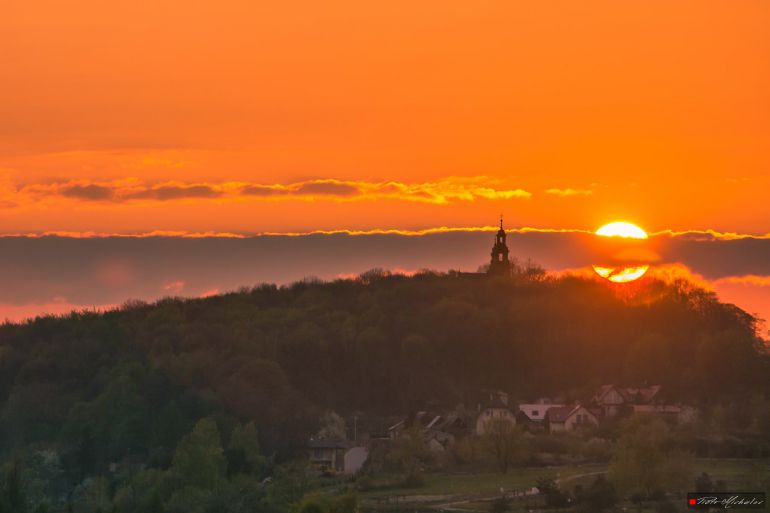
[693,458,770,490]
[359,458,770,510]
[362,464,606,499]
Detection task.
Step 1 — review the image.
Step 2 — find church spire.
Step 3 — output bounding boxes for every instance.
[488,216,511,276]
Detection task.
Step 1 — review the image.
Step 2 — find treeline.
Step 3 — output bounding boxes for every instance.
[0,268,768,511]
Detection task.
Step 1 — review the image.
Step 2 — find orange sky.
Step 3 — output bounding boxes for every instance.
[1,1,769,235]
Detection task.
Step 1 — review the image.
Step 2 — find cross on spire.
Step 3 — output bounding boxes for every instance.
[500,214,503,230]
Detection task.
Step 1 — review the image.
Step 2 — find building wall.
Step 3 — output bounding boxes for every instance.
[475,407,515,435]
[519,403,565,422]
[563,407,598,431]
[310,447,343,471]
[600,388,625,417]
[548,421,566,433]
[343,447,369,474]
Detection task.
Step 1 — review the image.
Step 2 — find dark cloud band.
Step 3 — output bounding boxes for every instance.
[0,231,767,312]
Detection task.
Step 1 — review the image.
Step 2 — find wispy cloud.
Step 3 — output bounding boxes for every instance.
[545,187,593,196]
[652,229,770,241]
[60,184,116,200]
[294,180,360,196]
[126,184,222,201]
[0,230,249,239]
[8,177,531,206]
[714,275,770,287]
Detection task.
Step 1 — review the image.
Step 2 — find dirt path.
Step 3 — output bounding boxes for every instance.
[556,469,608,485]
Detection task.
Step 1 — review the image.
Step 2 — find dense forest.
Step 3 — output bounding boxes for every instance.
[0,267,768,512]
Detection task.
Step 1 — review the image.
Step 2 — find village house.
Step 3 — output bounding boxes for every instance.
[387,411,442,439]
[384,390,517,447]
[475,390,516,435]
[592,384,664,417]
[631,404,698,423]
[593,384,635,417]
[592,384,695,423]
[516,402,566,432]
[545,404,600,433]
[353,381,696,461]
[308,439,369,475]
[386,410,472,452]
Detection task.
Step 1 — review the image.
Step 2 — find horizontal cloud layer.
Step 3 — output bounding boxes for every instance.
[9,177,531,206]
[545,187,593,196]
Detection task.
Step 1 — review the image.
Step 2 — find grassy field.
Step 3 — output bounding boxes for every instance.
[358,458,770,511]
[693,458,770,490]
[360,464,607,499]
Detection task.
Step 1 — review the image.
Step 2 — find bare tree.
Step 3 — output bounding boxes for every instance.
[484,418,526,474]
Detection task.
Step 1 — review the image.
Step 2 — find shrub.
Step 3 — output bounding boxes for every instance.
[536,477,569,508]
[573,475,617,512]
[489,496,512,513]
[355,475,374,492]
[655,500,678,513]
[400,470,425,489]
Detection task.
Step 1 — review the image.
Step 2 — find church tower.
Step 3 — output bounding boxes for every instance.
[488,216,511,276]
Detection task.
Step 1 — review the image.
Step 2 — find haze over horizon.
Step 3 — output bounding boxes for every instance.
[1,229,768,333]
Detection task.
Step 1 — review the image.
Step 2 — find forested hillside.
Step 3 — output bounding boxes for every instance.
[0,269,767,512]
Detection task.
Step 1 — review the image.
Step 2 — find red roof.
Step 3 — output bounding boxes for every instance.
[545,405,575,423]
[594,384,662,405]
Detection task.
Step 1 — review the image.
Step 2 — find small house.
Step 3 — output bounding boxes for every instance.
[475,390,516,435]
[545,404,599,433]
[308,439,369,475]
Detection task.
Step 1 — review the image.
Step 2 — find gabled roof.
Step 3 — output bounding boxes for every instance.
[594,384,662,405]
[627,385,662,404]
[424,414,443,430]
[430,412,468,432]
[476,389,510,409]
[388,411,443,432]
[594,384,629,403]
[545,404,598,423]
[481,395,510,410]
[518,403,564,421]
[545,405,576,423]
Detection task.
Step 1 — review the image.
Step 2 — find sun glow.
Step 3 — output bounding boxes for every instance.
[595,221,648,239]
[592,265,650,283]
[593,222,649,283]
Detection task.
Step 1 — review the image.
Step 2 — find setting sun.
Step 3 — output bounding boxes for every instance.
[595,222,648,239]
[593,221,650,282]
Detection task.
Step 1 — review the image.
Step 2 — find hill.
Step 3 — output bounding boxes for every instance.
[0,269,767,511]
